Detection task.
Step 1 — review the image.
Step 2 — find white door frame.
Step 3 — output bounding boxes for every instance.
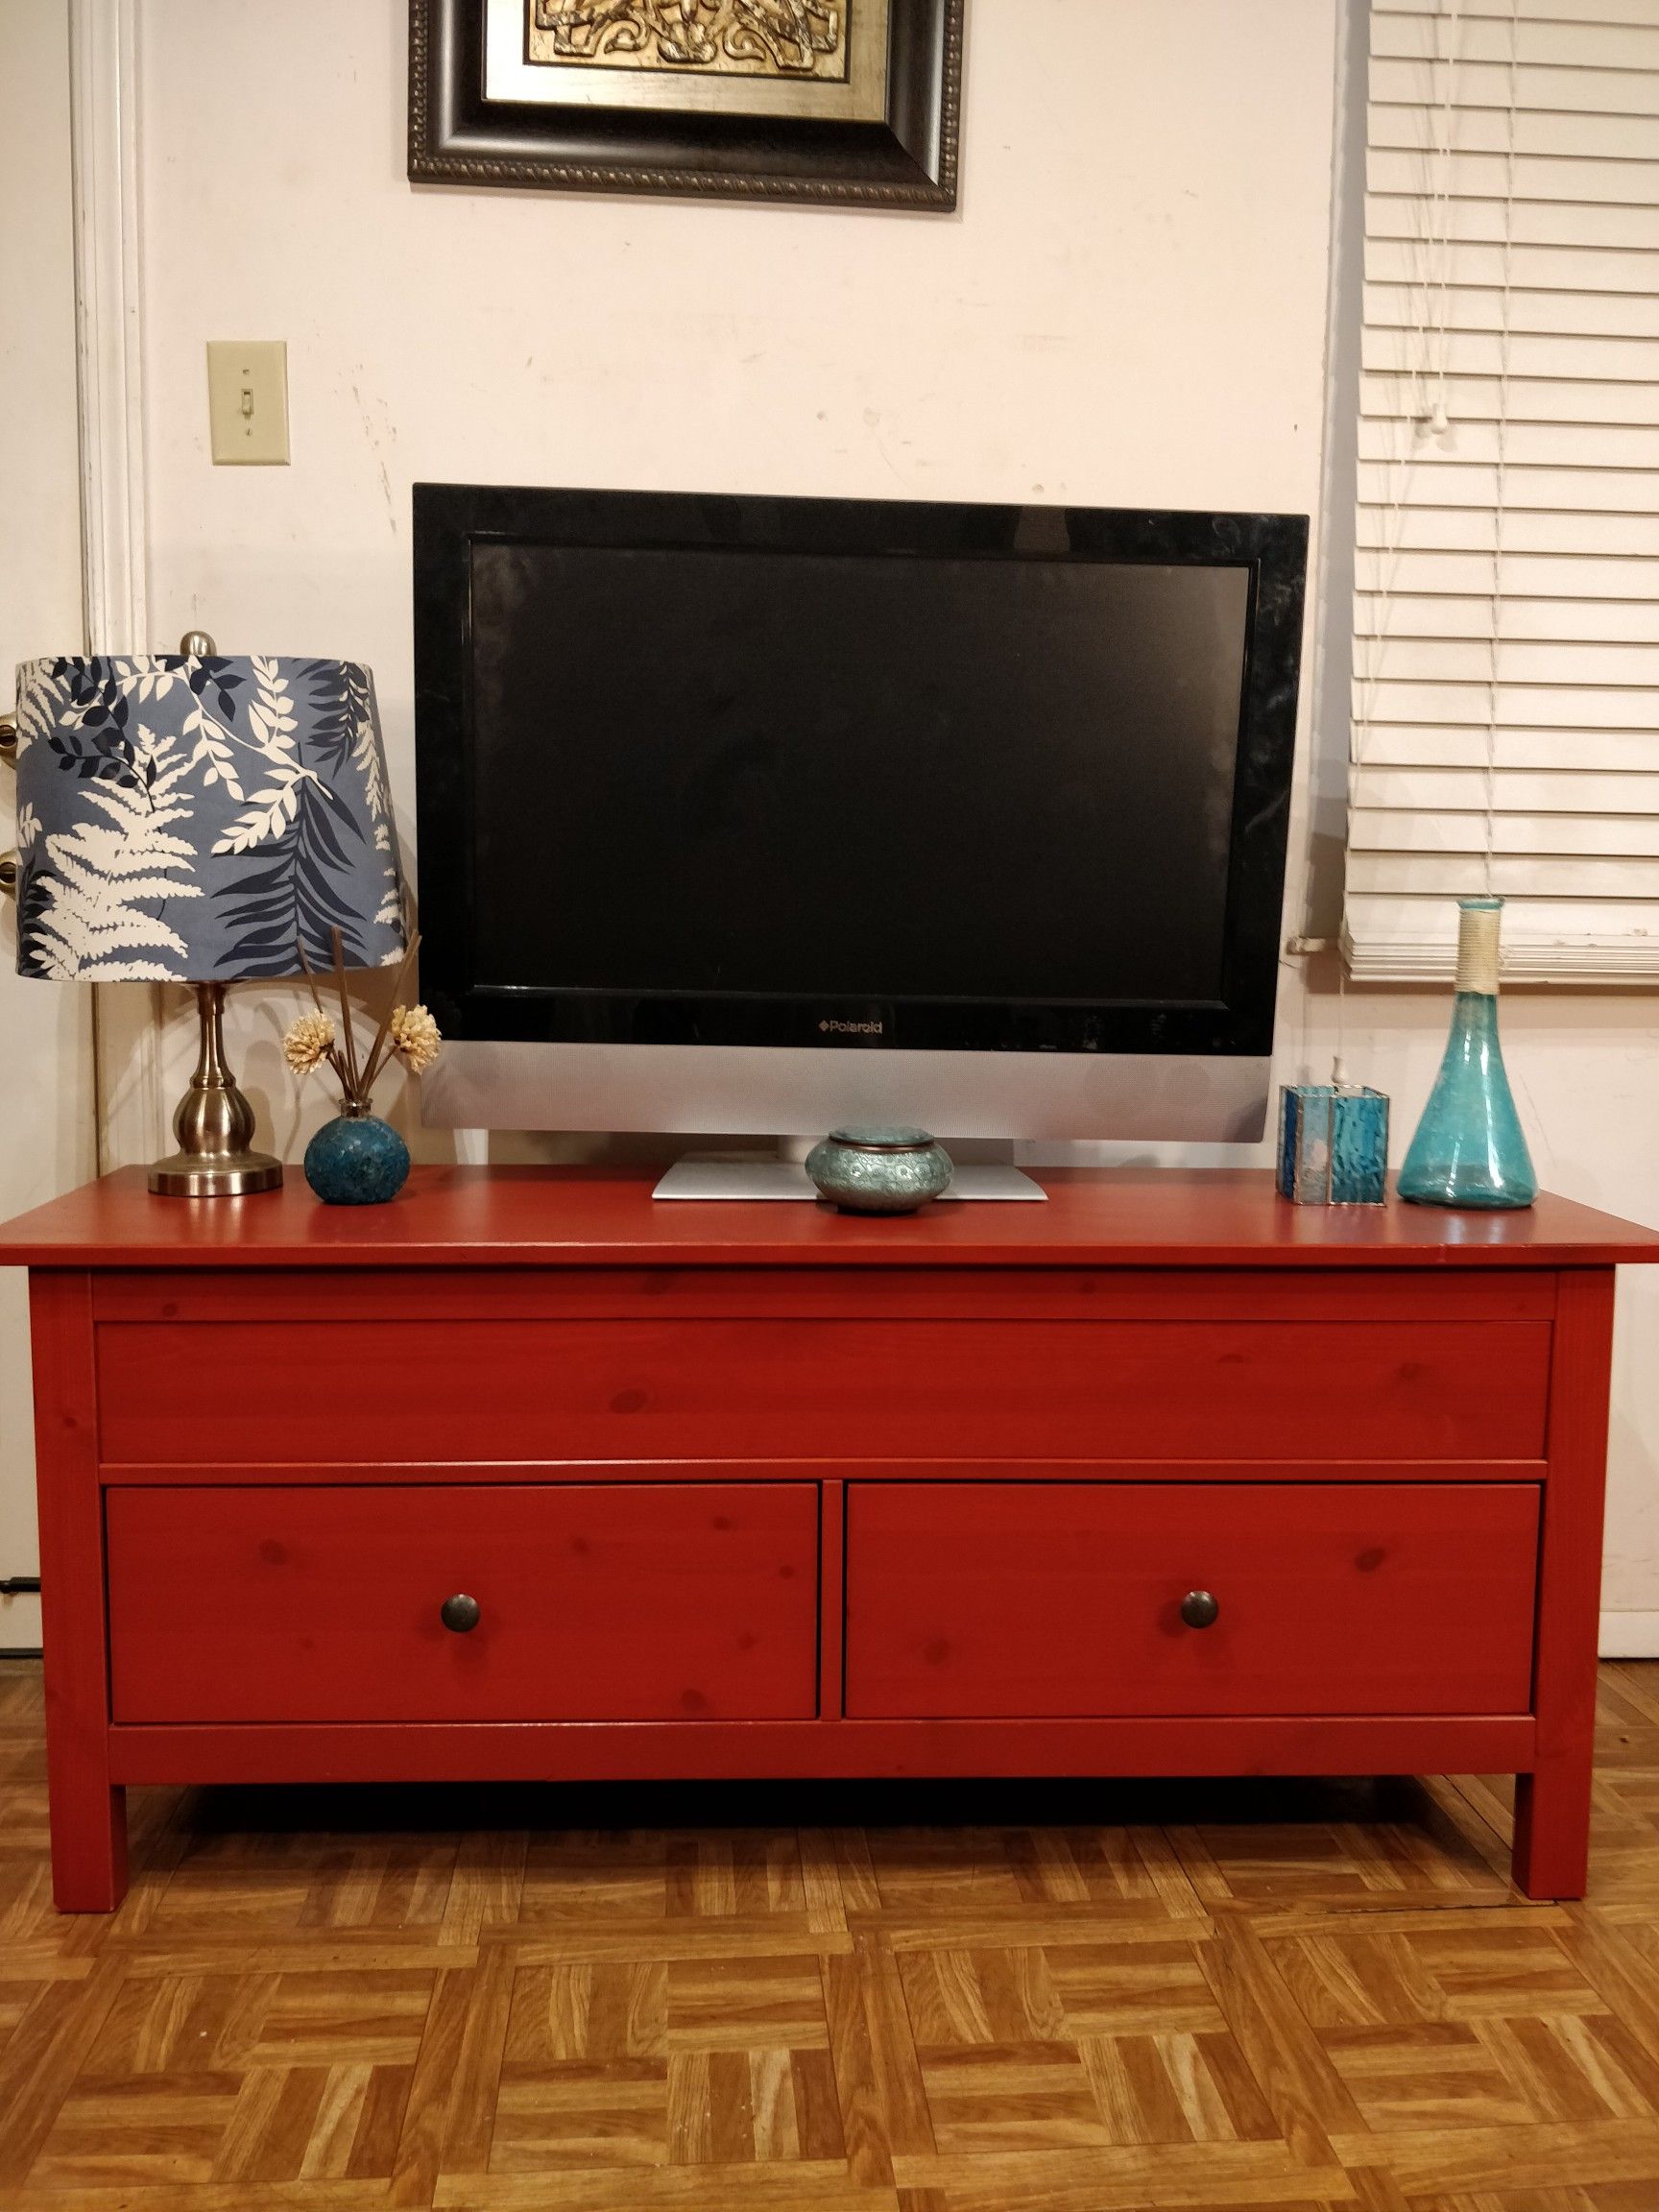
[68,0,166,1168]
[0,0,98,1648]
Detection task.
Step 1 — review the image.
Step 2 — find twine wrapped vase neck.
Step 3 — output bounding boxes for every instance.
[1455,896,1503,997]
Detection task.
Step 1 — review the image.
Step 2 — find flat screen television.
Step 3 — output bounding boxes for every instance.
[413,485,1307,1144]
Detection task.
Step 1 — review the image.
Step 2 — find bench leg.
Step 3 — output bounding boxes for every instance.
[1510,1269,1615,1905]
[1512,1751,1592,1901]
[31,1273,129,1911]
[47,1746,127,1912]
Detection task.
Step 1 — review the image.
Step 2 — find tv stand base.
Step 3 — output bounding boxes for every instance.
[652,1155,1046,1201]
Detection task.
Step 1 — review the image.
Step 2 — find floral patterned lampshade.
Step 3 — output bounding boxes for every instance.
[12,653,405,982]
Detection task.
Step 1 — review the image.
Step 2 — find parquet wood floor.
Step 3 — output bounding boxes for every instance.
[8,1665,1659,2207]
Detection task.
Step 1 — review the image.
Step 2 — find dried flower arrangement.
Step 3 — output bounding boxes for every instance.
[281,926,441,1115]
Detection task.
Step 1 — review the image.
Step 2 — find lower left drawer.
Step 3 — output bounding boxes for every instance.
[107,1483,820,1723]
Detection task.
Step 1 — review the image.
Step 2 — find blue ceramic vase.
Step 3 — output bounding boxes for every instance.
[303,1110,410,1206]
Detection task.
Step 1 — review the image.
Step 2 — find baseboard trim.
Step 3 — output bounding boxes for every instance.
[1600,1612,1659,1659]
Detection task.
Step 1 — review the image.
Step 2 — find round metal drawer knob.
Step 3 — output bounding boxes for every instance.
[1180,1589,1219,1630]
[440,1593,481,1634]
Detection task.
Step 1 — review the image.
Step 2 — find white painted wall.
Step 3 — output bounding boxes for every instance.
[60,0,1659,1643]
[131,0,1343,1150]
[0,0,97,1651]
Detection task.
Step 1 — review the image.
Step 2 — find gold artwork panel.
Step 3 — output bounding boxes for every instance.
[529,1,850,83]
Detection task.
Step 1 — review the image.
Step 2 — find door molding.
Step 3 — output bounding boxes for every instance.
[68,0,164,1166]
[69,0,147,656]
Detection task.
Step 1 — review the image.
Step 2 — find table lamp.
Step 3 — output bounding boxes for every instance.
[2,635,405,1196]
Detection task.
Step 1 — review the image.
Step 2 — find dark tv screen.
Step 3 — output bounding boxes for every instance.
[467,543,1250,1008]
[413,488,1306,1057]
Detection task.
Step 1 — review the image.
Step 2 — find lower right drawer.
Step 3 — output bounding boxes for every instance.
[844,1482,1539,1719]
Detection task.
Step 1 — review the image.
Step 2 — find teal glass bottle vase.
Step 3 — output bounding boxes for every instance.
[1399,896,1536,1211]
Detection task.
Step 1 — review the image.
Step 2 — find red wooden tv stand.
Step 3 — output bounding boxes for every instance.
[4,1164,1656,1911]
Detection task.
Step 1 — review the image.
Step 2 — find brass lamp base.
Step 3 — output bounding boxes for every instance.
[149,1151,284,1198]
[149,981,284,1198]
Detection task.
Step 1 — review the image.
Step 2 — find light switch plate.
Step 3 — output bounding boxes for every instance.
[206,340,289,465]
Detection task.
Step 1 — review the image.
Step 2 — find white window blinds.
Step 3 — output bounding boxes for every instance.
[1344,0,1659,983]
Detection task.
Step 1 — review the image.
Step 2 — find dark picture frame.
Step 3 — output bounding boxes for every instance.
[408,0,965,209]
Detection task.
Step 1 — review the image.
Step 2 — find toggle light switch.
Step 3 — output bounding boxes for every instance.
[206,340,289,465]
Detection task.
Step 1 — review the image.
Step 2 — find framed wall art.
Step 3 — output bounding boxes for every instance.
[408,0,965,209]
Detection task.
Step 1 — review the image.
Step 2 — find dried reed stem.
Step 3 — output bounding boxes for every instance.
[358,930,422,1102]
[330,928,363,1103]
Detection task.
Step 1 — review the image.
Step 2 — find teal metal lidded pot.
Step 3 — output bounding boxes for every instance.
[805,1127,953,1215]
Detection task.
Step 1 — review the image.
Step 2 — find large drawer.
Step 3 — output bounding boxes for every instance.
[108,1484,819,1723]
[844,1482,1539,1719]
[95,1310,1552,1465]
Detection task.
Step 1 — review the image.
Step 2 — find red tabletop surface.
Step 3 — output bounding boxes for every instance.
[0,1166,1655,1270]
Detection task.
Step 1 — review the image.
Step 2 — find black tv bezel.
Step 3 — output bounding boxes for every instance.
[413,484,1307,1060]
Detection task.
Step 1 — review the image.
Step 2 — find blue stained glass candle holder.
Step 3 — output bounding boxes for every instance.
[1277,1084,1390,1207]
